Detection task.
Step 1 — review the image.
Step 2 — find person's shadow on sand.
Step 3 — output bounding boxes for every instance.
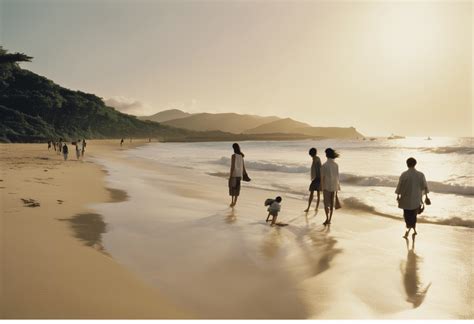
[401,237,432,308]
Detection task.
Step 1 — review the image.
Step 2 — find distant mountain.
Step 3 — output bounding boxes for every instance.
[0,48,203,142]
[243,118,363,139]
[139,109,192,123]
[294,126,364,139]
[0,47,364,142]
[161,112,280,134]
[243,118,311,134]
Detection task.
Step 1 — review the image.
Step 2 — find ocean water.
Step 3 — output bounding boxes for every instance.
[128,137,473,228]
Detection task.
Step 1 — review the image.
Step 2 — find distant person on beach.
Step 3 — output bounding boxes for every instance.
[228,143,248,207]
[58,138,63,155]
[75,139,82,160]
[396,157,430,238]
[47,140,52,150]
[265,196,282,226]
[120,138,124,147]
[304,147,322,212]
[53,141,57,151]
[82,139,86,157]
[62,143,69,161]
[320,148,340,225]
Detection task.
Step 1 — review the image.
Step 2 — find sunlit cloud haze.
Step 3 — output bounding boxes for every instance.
[2,0,472,136]
[103,96,154,116]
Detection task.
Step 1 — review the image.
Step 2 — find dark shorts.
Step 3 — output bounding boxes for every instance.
[309,178,321,192]
[403,209,418,228]
[229,177,241,196]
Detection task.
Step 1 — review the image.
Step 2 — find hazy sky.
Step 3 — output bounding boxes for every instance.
[1,0,472,136]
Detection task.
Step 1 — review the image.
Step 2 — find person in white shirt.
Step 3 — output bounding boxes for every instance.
[396,157,430,238]
[75,139,82,160]
[266,196,282,226]
[229,143,247,207]
[320,148,340,225]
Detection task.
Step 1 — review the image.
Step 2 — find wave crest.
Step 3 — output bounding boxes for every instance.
[342,197,474,228]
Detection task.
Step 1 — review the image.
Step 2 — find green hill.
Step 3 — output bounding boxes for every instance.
[0,48,194,142]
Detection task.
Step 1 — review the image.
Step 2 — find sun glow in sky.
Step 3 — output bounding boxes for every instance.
[1,0,472,136]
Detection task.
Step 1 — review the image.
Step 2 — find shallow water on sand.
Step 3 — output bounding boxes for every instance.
[89,143,473,319]
[129,138,474,228]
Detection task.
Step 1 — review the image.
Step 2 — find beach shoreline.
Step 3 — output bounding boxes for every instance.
[0,140,191,319]
[1,140,472,319]
[91,144,473,319]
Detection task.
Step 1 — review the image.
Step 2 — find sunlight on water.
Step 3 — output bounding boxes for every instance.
[129,137,473,227]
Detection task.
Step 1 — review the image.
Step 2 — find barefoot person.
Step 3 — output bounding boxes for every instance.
[320,148,340,225]
[228,143,247,207]
[304,147,322,212]
[62,142,69,161]
[396,157,430,238]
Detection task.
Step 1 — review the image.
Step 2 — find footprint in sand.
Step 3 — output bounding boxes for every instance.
[57,200,64,204]
[21,198,40,207]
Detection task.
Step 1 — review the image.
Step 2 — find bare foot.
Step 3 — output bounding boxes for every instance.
[304,208,309,213]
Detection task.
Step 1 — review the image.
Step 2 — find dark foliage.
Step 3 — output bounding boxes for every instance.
[0,48,195,142]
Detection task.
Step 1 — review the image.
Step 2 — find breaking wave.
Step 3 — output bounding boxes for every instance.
[214,157,473,196]
[342,197,474,228]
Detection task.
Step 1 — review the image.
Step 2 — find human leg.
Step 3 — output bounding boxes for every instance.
[304,191,314,212]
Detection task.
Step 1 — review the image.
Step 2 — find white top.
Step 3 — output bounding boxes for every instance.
[395,168,429,210]
[267,201,281,213]
[76,141,82,151]
[321,158,340,192]
[232,154,244,177]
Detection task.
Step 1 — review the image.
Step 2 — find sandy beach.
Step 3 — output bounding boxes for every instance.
[1,140,473,319]
[0,141,190,319]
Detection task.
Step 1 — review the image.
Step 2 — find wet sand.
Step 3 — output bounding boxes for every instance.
[90,148,474,319]
[0,141,190,319]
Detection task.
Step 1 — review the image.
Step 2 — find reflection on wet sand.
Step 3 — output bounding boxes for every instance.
[59,213,108,253]
[261,227,283,258]
[262,218,342,277]
[225,208,237,224]
[300,224,342,277]
[401,237,432,308]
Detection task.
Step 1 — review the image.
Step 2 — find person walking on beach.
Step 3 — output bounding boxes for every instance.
[62,142,69,161]
[81,139,86,157]
[58,138,63,155]
[396,157,430,238]
[320,148,340,225]
[47,140,52,150]
[120,138,124,147]
[304,147,322,212]
[75,139,82,160]
[229,143,247,207]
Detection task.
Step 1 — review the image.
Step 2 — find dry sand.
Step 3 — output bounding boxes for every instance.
[0,140,190,319]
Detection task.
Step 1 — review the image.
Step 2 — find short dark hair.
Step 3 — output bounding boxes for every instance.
[309,148,317,156]
[406,157,417,168]
[325,148,339,159]
[275,196,282,202]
